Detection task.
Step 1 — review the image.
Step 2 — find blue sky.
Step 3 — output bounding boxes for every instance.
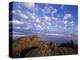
[9,2,78,40]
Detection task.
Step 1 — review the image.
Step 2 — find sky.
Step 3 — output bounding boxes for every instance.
[9,2,78,41]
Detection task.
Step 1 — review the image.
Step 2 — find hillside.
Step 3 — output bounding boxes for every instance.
[12,35,78,58]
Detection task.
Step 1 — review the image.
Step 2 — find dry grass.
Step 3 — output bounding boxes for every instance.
[12,35,78,58]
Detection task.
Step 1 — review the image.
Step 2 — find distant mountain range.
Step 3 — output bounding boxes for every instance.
[12,32,78,45]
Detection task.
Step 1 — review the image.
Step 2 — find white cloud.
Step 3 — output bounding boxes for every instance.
[64,13,72,20]
[13,25,31,30]
[13,32,20,33]
[22,27,30,30]
[52,17,58,20]
[33,18,41,25]
[32,13,36,16]
[63,13,73,27]
[71,23,74,26]
[42,6,57,16]
[46,22,51,26]
[12,9,21,15]
[13,9,29,20]
[34,18,42,29]
[31,15,37,20]
[63,20,68,24]
[42,7,51,14]
[45,33,66,37]
[45,31,74,37]
[13,9,22,15]
[16,9,22,14]
[20,13,29,19]
[13,26,21,29]
[12,10,16,14]
[69,21,74,26]
[25,21,31,25]
[46,26,51,32]
[55,24,58,27]
[35,18,41,23]
[34,24,42,30]
[9,20,23,25]
[44,16,51,21]
[26,11,33,16]
[37,24,41,28]
[21,2,35,10]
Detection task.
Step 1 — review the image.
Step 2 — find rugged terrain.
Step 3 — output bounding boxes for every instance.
[12,35,78,58]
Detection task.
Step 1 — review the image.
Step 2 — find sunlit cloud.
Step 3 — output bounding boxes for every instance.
[14,26,21,29]
[12,9,21,16]
[63,13,73,30]
[26,11,33,16]
[33,18,42,30]
[9,20,24,25]
[37,24,41,28]
[22,27,31,30]
[13,9,22,15]
[16,9,22,13]
[12,10,16,14]
[64,13,73,20]
[21,20,31,25]
[31,15,37,20]
[17,10,29,19]
[45,26,51,32]
[21,2,35,10]
[34,18,41,24]
[13,9,29,20]
[69,21,74,26]
[46,22,51,26]
[34,23,42,30]
[20,13,29,19]
[51,17,58,20]
[63,20,68,24]
[44,16,51,22]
